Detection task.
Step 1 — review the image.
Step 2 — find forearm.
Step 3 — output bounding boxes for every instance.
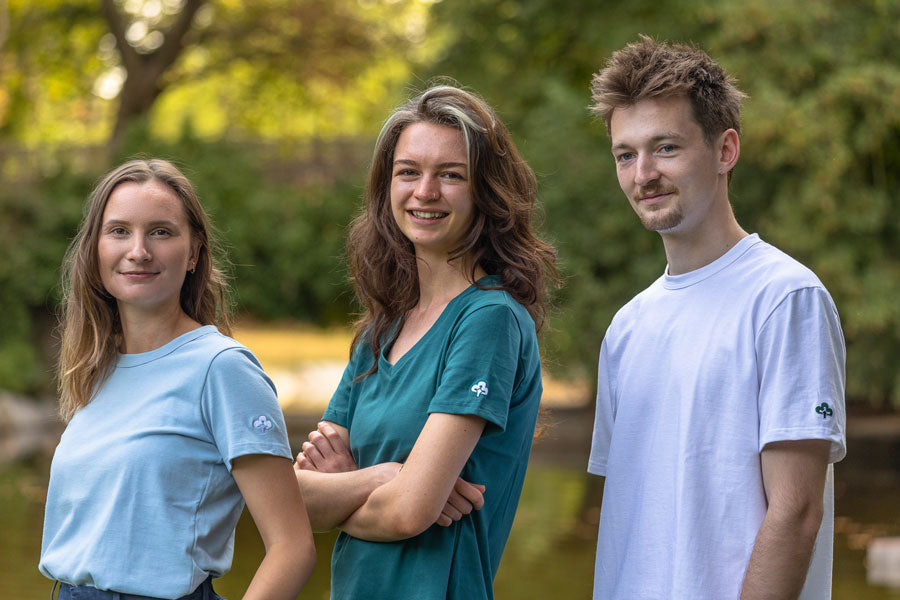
[295,463,399,532]
[242,539,315,600]
[740,506,823,599]
[339,480,432,542]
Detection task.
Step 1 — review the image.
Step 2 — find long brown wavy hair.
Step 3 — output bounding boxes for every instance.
[57,159,231,420]
[347,84,559,376]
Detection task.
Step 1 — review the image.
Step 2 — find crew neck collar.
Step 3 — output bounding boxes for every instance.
[662,234,760,290]
[117,325,217,367]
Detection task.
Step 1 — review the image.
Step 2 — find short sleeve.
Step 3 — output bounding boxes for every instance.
[322,361,355,427]
[322,341,370,427]
[757,287,846,462]
[201,347,292,469]
[588,337,614,476]
[428,304,523,436]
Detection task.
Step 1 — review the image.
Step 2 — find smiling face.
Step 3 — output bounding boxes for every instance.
[389,121,476,261]
[610,95,731,238]
[97,180,199,315]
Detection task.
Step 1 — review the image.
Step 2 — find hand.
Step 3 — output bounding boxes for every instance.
[295,421,358,473]
[435,477,486,527]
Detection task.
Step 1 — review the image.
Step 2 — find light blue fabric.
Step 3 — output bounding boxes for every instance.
[40,326,291,600]
[323,276,543,600]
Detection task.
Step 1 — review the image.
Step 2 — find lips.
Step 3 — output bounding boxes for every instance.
[408,209,448,220]
[637,190,675,204]
[120,271,159,279]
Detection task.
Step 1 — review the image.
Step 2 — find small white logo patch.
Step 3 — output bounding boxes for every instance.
[252,415,274,433]
[471,381,488,397]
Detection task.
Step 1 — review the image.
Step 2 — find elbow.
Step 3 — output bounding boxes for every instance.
[771,497,825,542]
[387,503,438,539]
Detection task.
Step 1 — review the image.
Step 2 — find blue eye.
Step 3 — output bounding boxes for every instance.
[660,144,676,153]
[616,152,635,163]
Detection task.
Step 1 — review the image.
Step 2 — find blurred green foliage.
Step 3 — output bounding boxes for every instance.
[0,0,898,408]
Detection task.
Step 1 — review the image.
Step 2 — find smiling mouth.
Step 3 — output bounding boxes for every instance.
[409,210,448,220]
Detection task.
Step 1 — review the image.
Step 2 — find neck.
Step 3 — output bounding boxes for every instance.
[117,302,201,354]
[414,253,486,312]
[661,196,748,275]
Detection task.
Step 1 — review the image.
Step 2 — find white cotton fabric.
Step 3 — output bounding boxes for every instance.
[589,234,846,600]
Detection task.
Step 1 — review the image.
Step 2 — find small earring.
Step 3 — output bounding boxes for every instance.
[189,262,196,274]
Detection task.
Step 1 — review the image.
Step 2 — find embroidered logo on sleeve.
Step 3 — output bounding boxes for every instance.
[814,402,834,419]
[471,381,488,397]
[252,415,274,433]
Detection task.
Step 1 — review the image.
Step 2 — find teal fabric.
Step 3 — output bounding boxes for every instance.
[322,277,542,600]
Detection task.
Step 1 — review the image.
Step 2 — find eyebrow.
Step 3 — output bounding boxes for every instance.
[611,132,686,152]
[393,159,468,170]
[102,219,183,229]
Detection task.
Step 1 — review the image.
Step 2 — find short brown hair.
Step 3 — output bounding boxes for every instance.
[590,35,747,143]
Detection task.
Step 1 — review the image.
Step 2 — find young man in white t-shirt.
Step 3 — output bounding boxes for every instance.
[587,36,846,599]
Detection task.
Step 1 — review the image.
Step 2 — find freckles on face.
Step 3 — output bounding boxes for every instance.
[389,121,476,259]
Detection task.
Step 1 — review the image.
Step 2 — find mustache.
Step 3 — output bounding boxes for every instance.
[636,181,676,200]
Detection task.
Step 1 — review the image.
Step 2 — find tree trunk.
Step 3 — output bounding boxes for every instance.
[101,0,205,151]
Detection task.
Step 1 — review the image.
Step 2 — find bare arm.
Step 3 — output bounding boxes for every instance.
[231,454,316,600]
[293,421,401,532]
[739,439,831,600]
[339,412,487,541]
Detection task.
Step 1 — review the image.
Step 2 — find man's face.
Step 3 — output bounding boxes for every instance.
[609,96,725,237]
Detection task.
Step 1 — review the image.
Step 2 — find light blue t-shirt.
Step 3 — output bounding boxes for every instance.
[40,326,292,599]
[322,276,543,600]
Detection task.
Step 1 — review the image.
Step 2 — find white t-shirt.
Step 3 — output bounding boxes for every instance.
[589,234,846,600]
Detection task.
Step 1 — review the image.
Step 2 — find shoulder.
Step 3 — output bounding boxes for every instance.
[182,328,266,376]
[605,275,665,339]
[739,238,826,293]
[737,239,839,326]
[458,284,536,335]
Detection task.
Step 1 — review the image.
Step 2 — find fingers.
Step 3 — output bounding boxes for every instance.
[318,421,349,453]
[294,450,318,472]
[454,478,486,510]
[310,422,357,472]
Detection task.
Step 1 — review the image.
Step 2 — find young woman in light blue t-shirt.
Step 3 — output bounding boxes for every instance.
[40,159,316,600]
[294,85,559,599]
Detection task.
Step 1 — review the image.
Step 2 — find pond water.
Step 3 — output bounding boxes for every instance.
[3,431,899,599]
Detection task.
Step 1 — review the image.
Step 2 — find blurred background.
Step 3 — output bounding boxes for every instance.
[1,0,898,597]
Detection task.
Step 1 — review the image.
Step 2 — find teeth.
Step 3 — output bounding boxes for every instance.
[411,210,446,219]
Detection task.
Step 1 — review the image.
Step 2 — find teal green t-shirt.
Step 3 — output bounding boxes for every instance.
[322,277,543,600]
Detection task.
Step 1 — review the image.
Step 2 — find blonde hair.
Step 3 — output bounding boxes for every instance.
[57,159,230,420]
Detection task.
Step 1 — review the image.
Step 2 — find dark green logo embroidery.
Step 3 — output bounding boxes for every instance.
[815,402,834,419]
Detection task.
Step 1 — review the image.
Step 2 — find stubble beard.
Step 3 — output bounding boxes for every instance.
[635,183,683,232]
[639,204,684,233]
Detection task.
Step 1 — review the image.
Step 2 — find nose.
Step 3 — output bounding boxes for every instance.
[414,174,440,202]
[634,154,659,187]
[126,235,151,262]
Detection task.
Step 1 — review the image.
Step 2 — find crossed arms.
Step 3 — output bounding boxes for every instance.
[294,413,487,541]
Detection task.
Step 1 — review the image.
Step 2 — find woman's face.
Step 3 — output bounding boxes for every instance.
[389,122,476,261]
[97,180,199,316]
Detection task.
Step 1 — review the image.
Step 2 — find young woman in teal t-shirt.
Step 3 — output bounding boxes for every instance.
[294,85,559,599]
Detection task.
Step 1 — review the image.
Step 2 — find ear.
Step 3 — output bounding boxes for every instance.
[718,128,740,175]
[189,239,202,269]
